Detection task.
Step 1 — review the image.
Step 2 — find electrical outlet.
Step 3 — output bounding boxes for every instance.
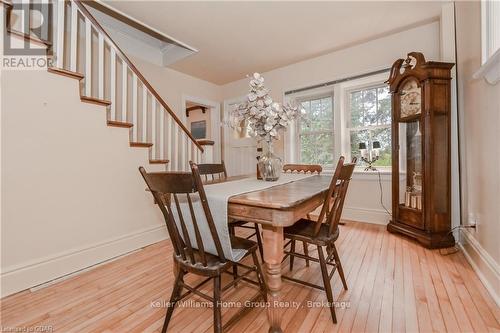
[467,213,478,231]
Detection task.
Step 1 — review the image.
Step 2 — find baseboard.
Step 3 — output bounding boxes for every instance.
[342,206,391,225]
[459,229,500,307]
[0,225,168,298]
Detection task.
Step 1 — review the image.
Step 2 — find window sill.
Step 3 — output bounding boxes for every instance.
[322,168,393,181]
[473,48,500,85]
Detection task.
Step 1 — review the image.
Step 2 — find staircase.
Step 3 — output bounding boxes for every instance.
[2,0,204,171]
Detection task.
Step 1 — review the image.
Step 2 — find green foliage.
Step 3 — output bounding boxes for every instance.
[350,86,392,167]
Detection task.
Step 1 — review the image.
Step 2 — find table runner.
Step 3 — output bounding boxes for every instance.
[171,173,313,262]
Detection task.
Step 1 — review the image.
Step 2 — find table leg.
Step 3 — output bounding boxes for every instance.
[261,224,284,333]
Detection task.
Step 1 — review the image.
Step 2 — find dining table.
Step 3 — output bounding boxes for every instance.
[224,174,332,333]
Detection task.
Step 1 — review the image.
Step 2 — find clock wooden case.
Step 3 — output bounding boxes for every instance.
[386,52,455,249]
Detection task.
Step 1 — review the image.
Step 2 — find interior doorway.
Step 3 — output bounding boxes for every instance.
[182,96,221,164]
[222,97,258,176]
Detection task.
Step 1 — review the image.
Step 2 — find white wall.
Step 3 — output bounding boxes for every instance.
[455,1,500,304]
[132,56,221,119]
[221,21,441,224]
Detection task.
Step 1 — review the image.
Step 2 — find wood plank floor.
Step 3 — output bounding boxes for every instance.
[1,221,499,332]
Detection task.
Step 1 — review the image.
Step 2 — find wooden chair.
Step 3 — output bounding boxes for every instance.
[139,163,267,333]
[282,157,356,324]
[197,161,228,182]
[282,164,322,267]
[197,162,264,260]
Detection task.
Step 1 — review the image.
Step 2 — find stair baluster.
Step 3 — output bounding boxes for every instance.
[13,0,206,169]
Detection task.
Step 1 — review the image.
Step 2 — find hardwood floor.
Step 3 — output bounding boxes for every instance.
[1,221,499,332]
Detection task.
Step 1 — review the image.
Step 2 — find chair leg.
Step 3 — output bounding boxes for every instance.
[331,243,348,290]
[232,263,238,287]
[213,275,222,333]
[318,245,337,324]
[254,223,264,260]
[252,250,268,301]
[289,240,296,271]
[161,269,185,333]
[229,225,238,285]
[303,241,310,267]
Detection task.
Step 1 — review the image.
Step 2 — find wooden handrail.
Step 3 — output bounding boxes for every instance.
[72,0,203,152]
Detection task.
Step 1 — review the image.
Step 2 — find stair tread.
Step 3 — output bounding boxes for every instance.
[149,159,169,164]
[107,120,133,128]
[81,96,111,106]
[48,67,84,80]
[130,142,153,148]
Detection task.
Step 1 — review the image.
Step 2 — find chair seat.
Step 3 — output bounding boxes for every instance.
[284,218,339,246]
[230,234,258,252]
[175,235,257,276]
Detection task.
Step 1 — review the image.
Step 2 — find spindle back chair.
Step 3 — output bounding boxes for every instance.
[139,163,267,333]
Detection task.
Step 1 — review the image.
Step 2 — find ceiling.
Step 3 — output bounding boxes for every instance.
[105,1,444,85]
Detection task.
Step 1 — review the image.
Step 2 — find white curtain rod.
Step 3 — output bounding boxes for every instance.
[284,67,391,96]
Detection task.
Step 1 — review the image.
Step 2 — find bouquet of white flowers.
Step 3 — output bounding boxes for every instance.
[231,73,306,143]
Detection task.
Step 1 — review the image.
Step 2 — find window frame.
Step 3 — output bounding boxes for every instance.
[344,82,392,171]
[283,71,392,174]
[481,0,500,65]
[341,74,392,172]
[295,92,335,169]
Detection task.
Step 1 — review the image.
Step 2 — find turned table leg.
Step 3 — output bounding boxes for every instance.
[261,224,284,333]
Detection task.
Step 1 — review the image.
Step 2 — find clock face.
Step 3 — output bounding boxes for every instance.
[400,79,421,118]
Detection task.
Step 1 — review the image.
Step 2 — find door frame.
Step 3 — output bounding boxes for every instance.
[182,94,221,163]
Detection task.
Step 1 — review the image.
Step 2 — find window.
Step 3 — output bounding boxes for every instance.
[285,72,391,172]
[481,0,500,64]
[348,85,391,168]
[298,95,334,168]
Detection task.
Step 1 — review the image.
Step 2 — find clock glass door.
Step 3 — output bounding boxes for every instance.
[398,120,423,212]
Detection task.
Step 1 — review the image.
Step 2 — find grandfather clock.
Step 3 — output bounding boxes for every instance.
[386,52,455,249]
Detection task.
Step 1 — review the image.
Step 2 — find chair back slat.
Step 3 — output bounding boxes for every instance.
[139,165,227,267]
[173,193,195,264]
[186,193,208,266]
[314,157,344,234]
[197,161,228,182]
[191,162,227,260]
[283,164,322,174]
[313,157,355,237]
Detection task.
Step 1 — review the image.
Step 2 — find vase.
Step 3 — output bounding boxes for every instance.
[258,141,282,181]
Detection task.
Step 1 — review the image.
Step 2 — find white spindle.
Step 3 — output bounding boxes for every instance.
[70,4,77,72]
[110,49,116,120]
[132,74,138,142]
[142,87,147,142]
[121,62,127,122]
[21,0,29,35]
[41,0,49,41]
[159,107,165,160]
[98,35,104,99]
[197,148,202,164]
[166,115,172,167]
[84,18,91,97]
[56,0,65,68]
[151,99,157,160]
[187,140,192,164]
[181,133,187,171]
[173,126,179,170]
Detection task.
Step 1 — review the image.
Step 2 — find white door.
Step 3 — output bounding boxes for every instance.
[223,98,258,176]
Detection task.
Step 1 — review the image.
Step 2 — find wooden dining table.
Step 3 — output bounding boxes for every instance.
[226,174,332,333]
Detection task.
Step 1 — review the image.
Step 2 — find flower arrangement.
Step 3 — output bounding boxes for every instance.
[231,73,306,143]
